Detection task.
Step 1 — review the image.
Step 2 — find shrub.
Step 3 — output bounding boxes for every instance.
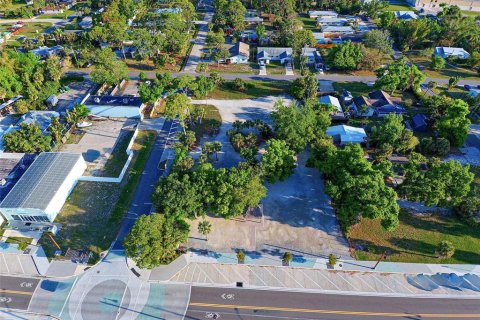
[437,240,455,258]
[430,56,445,71]
[231,78,247,91]
[139,72,148,82]
[282,251,293,265]
[237,249,245,263]
[328,253,337,267]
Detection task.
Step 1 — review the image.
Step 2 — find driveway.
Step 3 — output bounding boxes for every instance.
[188,96,351,259]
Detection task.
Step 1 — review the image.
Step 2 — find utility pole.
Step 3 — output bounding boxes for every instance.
[373,250,387,270]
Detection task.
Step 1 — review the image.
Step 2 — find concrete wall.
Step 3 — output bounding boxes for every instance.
[78,127,139,183]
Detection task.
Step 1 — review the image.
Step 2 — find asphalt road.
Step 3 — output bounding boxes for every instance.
[65,70,480,87]
[185,287,480,320]
[0,276,39,310]
[111,119,177,250]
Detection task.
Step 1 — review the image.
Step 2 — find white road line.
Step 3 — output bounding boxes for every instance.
[181,284,192,320]
[196,264,216,284]
[278,268,305,288]
[211,264,231,284]
[370,274,396,293]
[16,255,25,275]
[115,277,131,320]
[246,265,269,287]
[389,276,415,294]
[336,272,362,291]
[262,266,286,287]
[189,264,198,283]
[59,277,79,318]
[301,270,322,289]
[355,274,379,292]
[72,275,94,320]
[315,271,342,291]
[230,265,249,284]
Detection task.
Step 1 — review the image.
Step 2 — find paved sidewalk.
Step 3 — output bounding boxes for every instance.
[168,262,480,297]
[187,250,480,275]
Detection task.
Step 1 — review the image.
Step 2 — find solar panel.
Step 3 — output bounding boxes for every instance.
[0,153,82,210]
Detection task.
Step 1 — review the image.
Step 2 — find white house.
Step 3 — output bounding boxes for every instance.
[0,153,86,226]
[321,26,354,35]
[320,95,346,120]
[85,96,146,119]
[227,42,250,64]
[316,17,348,26]
[308,10,338,19]
[256,47,293,64]
[434,47,471,60]
[326,125,367,145]
[394,11,418,19]
[300,47,323,69]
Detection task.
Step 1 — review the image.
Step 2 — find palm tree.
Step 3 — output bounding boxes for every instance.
[211,141,222,161]
[198,220,212,241]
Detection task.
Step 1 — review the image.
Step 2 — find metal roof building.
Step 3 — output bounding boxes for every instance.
[0,152,86,225]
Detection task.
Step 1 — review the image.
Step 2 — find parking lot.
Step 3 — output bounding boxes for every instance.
[188,96,350,259]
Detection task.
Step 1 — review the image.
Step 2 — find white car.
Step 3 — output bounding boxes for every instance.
[77,121,92,128]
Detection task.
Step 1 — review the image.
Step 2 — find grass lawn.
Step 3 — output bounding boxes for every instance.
[349,210,480,264]
[462,11,480,17]
[385,2,414,11]
[0,22,53,39]
[209,80,290,99]
[38,131,157,263]
[102,131,135,177]
[200,62,257,74]
[6,237,32,251]
[333,82,372,97]
[36,10,76,19]
[298,14,320,32]
[406,51,479,80]
[0,0,27,11]
[265,61,286,75]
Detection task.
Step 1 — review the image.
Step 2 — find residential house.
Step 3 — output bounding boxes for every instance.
[326,125,367,145]
[0,96,22,116]
[17,111,59,133]
[300,47,323,69]
[30,45,64,59]
[434,47,470,60]
[350,96,375,117]
[368,90,407,117]
[308,10,338,19]
[256,47,293,64]
[316,17,348,26]
[312,32,343,45]
[321,26,354,37]
[227,42,250,64]
[411,114,428,132]
[79,16,93,29]
[156,8,182,14]
[394,11,419,19]
[244,10,263,24]
[319,95,347,121]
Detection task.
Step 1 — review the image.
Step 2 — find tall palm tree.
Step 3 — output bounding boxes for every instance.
[198,220,212,241]
[212,141,222,161]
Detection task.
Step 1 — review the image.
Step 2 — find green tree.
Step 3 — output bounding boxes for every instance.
[198,219,212,240]
[44,56,62,82]
[206,30,225,48]
[390,18,437,51]
[417,137,450,157]
[164,93,193,132]
[430,55,446,71]
[437,99,471,148]
[271,99,330,153]
[124,214,189,268]
[91,48,128,85]
[288,30,316,55]
[454,187,480,223]
[363,29,393,55]
[313,143,399,230]
[3,123,51,153]
[370,114,418,154]
[448,76,459,89]
[262,139,296,183]
[153,172,204,220]
[437,240,455,258]
[379,11,395,29]
[362,0,388,19]
[290,72,318,101]
[325,41,364,71]
[375,58,425,94]
[282,251,293,265]
[399,155,474,207]
[177,130,196,149]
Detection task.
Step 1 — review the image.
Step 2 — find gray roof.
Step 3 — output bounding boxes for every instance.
[85,95,143,107]
[256,47,292,59]
[0,153,83,210]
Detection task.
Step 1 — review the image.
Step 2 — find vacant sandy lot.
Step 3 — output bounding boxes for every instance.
[187,96,351,259]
